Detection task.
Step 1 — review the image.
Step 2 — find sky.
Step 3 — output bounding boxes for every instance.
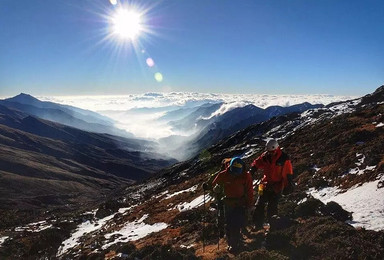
[0,0,383,97]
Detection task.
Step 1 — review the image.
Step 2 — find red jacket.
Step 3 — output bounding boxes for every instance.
[212,167,254,207]
[251,147,293,193]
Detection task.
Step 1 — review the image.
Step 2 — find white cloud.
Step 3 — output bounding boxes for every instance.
[203,101,249,120]
[102,110,174,139]
[39,92,354,111]
[38,92,355,140]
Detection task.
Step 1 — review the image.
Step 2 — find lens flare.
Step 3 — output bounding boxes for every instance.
[154,72,163,82]
[146,58,155,67]
[109,0,117,6]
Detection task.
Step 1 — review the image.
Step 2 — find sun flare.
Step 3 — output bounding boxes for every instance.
[111,8,143,40]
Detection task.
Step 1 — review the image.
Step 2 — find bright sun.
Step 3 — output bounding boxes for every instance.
[111,8,143,40]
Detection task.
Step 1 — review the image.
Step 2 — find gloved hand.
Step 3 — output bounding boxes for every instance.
[283,175,295,195]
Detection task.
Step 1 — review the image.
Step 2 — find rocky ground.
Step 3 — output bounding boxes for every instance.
[1,86,384,259]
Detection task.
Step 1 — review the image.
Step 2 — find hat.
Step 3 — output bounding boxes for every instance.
[266,139,279,151]
[229,157,244,175]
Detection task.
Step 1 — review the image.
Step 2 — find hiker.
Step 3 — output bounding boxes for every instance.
[249,139,294,230]
[202,158,231,238]
[211,157,253,253]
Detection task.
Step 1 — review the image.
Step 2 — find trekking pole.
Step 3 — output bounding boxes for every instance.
[203,188,206,253]
[217,201,220,250]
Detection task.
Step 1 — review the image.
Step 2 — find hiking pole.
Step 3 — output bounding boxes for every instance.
[203,188,206,253]
[217,200,220,250]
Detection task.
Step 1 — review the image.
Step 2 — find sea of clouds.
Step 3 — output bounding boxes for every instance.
[40,92,356,140]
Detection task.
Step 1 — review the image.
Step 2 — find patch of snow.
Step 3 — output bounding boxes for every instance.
[266,102,358,141]
[328,99,359,116]
[308,186,341,202]
[180,244,195,249]
[102,214,168,249]
[308,176,384,231]
[243,148,259,159]
[348,165,376,176]
[376,122,384,128]
[175,194,212,212]
[355,153,365,166]
[312,165,321,172]
[163,185,198,200]
[57,213,116,256]
[348,167,363,175]
[82,210,97,216]
[298,198,308,204]
[118,205,136,215]
[180,170,188,177]
[365,165,376,171]
[0,236,9,247]
[154,190,169,199]
[14,221,53,233]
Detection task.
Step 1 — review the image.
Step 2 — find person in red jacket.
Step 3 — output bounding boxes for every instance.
[249,139,294,230]
[212,157,253,252]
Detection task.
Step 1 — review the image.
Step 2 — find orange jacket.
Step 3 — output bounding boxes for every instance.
[212,167,254,207]
[251,147,293,193]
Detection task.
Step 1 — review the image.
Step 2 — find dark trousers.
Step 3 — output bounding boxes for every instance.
[253,190,280,228]
[224,204,246,249]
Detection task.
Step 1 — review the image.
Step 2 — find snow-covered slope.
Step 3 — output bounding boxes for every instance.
[308,174,384,230]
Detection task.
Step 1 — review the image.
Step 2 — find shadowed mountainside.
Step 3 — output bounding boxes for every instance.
[0,105,177,216]
[160,101,323,160]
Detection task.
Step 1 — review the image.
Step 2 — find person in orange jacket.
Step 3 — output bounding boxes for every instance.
[212,157,253,252]
[249,139,294,229]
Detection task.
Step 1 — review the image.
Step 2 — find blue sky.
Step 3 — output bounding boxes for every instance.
[0,0,383,96]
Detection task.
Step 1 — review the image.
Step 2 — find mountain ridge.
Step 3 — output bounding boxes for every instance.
[0,94,134,138]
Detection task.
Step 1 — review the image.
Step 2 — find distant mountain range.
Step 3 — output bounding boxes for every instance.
[0,96,177,211]
[0,93,133,138]
[159,101,323,160]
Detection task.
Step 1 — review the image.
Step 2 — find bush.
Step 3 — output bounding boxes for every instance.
[322,201,352,222]
[295,198,324,218]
